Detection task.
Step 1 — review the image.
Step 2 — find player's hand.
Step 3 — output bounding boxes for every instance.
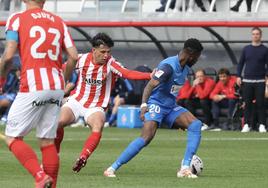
[236,77,242,86]
[140,105,148,121]
[193,78,200,86]
[150,69,156,78]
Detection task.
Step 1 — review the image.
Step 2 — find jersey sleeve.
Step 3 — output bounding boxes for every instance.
[62,21,75,49]
[110,60,150,80]
[5,13,20,32]
[153,63,173,83]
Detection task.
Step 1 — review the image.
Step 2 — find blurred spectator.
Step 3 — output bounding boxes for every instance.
[210,68,238,130]
[125,65,152,105]
[177,69,215,130]
[237,27,268,133]
[156,0,176,12]
[105,65,151,127]
[105,77,133,127]
[191,0,216,12]
[230,0,253,12]
[0,69,20,125]
[171,0,216,12]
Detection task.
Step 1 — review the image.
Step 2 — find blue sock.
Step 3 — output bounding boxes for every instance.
[182,120,202,167]
[111,137,145,170]
[108,114,116,125]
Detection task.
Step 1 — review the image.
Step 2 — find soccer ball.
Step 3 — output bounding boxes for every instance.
[190,155,203,176]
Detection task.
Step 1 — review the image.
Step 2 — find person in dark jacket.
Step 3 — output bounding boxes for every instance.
[237,27,268,133]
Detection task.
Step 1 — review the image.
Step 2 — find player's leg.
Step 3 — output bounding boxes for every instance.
[5,92,55,187]
[104,121,158,177]
[39,138,58,188]
[6,136,52,187]
[167,106,201,178]
[37,91,64,188]
[55,99,78,153]
[72,108,105,173]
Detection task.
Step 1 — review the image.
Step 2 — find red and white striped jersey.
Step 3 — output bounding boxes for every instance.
[6,8,75,92]
[71,52,151,108]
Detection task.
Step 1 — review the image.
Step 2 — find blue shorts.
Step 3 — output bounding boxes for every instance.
[0,93,17,102]
[144,103,188,128]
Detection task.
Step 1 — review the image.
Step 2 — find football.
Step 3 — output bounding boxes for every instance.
[190,155,204,176]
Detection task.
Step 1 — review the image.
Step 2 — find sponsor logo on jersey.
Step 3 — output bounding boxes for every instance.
[84,78,105,85]
[32,98,61,107]
[154,70,164,78]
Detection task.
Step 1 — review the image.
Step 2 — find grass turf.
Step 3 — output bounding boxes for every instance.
[0,126,268,188]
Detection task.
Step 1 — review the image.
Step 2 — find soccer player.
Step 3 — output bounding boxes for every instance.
[54,32,152,173]
[104,38,203,178]
[0,0,78,188]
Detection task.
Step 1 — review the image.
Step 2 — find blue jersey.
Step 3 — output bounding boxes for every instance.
[148,55,190,108]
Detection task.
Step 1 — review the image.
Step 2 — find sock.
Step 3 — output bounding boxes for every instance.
[41,144,59,188]
[55,128,64,153]
[80,132,102,159]
[111,137,145,171]
[182,120,202,167]
[108,114,116,125]
[9,139,44,182]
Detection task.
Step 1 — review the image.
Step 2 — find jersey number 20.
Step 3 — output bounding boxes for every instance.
[30,26,60,61]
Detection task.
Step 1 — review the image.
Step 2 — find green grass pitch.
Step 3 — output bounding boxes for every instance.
[0,127,268,188]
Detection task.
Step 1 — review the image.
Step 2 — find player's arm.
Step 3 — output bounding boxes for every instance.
[62,22,78,81]
[0,31,18,91]
[140,64,173,120]
[111,61,151,80]
[64,70,78,97]
[63,47,78,81]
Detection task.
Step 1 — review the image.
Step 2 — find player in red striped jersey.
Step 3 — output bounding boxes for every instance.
[0,0,78,187]
[54,33,152,173]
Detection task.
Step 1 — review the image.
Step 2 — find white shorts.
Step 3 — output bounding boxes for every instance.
[63,97,105,122]
[5,90,64,139]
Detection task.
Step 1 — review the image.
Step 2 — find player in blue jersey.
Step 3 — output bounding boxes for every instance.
[104,38,203,178]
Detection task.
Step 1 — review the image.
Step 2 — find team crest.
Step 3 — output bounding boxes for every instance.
[150,113,155,118]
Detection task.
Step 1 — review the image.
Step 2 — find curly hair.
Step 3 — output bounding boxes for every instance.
[183,38,203,53]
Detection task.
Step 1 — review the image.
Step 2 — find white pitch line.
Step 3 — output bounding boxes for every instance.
[1,137,267,142]
[61,137,268,141]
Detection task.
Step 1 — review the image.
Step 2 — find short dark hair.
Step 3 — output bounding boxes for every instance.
[183,38,203,53]
[91,33,114,48]
[218,68,230,76]
[252,27,262,35]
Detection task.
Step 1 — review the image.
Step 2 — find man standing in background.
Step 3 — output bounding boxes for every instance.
[237,27,268,133]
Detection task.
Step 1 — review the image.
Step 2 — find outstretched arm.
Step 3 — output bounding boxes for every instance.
[110,61,151,80]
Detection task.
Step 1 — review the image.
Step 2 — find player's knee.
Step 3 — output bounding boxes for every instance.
[188,120,202,132]
[5,137,22,149]
[141,134,154,145]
